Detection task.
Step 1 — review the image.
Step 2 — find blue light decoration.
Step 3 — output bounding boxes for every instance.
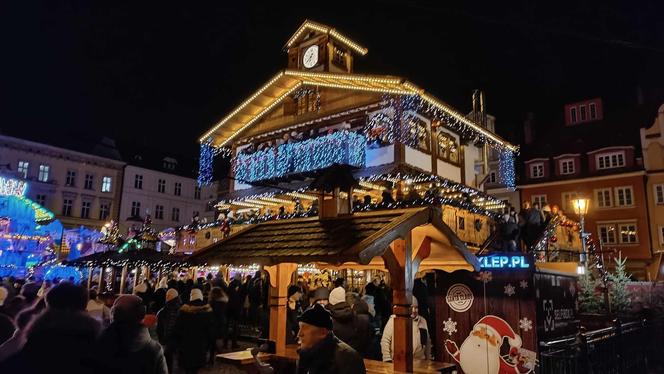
[197,139,215,186]
[498,150,516,189]
[44,265,82,283]
[479,254,531,269]
[233,130,366,183]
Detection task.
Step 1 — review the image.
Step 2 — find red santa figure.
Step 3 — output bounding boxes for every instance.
[445,315,532,374]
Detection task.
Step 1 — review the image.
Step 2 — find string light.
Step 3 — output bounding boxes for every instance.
[498,150,516,189]
[197,139,215,186]
[233,130,366,183]
[285,20,368,55]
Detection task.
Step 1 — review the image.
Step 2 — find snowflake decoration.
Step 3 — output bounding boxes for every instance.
[504,283,516,296]
[478,271,493,283]
[520,280,529,290]
[519,317,533,332]
[443,318,457,336]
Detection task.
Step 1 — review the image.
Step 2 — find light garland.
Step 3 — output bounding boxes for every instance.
[233,130,366,183]
[498,150,516,189]
[197,140,215,186]
[285,20,369,56]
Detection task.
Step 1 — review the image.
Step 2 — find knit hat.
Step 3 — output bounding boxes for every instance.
[329,287,346,306]
[287,285,301,299]
[298,304,333,330]
[311,287,330,303]
[411,296,418,307]
[166,288,179,302]
[190,288,203,301]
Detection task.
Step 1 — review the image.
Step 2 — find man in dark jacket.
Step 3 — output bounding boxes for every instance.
[89,294,167,374]
[296,304,365,374]
[0,282,101,374]
[327,287,362,353]
[174,288,214,374]
[157,289,181,373]
[225,273,244,349]
[346,292,372,358]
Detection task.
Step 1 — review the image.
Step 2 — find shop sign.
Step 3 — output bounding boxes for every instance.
[479,254,530,269]
[446,283,474,312]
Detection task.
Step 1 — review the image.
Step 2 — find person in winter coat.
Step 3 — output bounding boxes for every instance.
[381,296,432,362]
[88,294,167,374]
[86,289,111,327]
[225,273,244,349]
[286,285,302,344]
[296,304,365,374]
[207,287,228,364]
[174,288,214,374]
[326,287,362,352]
[151,277,168,314]
[157,289,181,373]
[345,292,372,358]
[0,282,101,373]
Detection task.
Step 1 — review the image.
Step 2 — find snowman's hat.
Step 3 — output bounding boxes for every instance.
[473,315,522,349]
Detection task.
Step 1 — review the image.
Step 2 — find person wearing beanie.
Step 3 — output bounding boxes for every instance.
[326,286,361,354]
[0,283,101,373]
[296,304,365,374]
[88,295,167,374]
[286,285,303,344]
[157,288,181,372]
[380,296,432,362]
[174,285,214,373]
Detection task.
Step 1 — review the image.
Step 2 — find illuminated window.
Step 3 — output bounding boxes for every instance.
[102,177,112,192]
[409,118,430,153]
[17,161,29,178]
[598,224,616,244]
[38,164,50,182]
[619,223,637,244]
[561,192,578,211]
[437,131,458,163]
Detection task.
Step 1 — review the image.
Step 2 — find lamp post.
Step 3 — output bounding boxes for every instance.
[572,197,590,272]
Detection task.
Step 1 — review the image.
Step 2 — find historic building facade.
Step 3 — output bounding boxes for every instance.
[0,134,125,231]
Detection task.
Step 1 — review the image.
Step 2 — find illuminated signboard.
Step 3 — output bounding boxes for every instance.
[479,254,530,269]
[0,177,28,197]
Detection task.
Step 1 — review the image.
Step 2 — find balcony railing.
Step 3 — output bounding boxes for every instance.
[233,130,366,183]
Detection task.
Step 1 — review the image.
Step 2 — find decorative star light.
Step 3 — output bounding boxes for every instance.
[520,280,529,290]
[519,317,533,332]
[504,283,516,296]
[478,271,493,283]
[443,318,457,336]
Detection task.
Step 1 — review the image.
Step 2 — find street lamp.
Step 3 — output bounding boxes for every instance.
[572,197,590,267]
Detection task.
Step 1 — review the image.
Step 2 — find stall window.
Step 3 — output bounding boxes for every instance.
[406,117,430,152]
[437,131,459,164]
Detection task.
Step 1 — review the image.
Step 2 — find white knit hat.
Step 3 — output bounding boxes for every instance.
[328,287,346,306]
[190,288,203,301]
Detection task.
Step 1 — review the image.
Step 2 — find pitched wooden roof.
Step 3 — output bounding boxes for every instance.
[199,70,517,152]
[284,20,368,56]
[190,206,479,269]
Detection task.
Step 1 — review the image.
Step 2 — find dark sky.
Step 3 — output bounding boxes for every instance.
[2,1,663,160]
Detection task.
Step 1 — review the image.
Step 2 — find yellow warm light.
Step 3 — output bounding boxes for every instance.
[286,20,368,56]
[244,199,280,206]
[359,181,384,191]
[287,192,318,200]
[258,197,294,205]
[230,201,263,208]
[572,198,590,215]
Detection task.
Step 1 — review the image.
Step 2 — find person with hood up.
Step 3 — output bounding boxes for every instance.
[326,286,361,352]
[88,294,167,374]
[345,292,372,358]
[296,304,365,374]
[174,288,214,374]
[380,296,432,362]
[157,289,181,373]
[0,282,101,373]
[286,285,302,344]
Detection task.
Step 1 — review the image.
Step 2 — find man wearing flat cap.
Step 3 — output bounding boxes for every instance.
[296,304,365,374]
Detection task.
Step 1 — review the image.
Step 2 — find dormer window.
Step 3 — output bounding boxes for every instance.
[559,159,575,175]
[530,162,544,178]
[597,151,625,170]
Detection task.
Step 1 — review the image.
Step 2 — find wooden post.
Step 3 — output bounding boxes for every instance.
[383,237,414,373]
[87,267,93,291]
[264,263,298,355]
[119,265,128,294]
[133,268,138,291]
[98,267,104,290]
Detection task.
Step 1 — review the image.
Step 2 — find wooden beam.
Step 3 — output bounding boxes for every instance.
[119,265,128,294]
[382,237,414,373]
[264,263,298,355]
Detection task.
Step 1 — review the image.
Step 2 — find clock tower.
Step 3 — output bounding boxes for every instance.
[283,20,367,73]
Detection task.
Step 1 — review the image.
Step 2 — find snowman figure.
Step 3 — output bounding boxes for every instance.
[445,315,532,374]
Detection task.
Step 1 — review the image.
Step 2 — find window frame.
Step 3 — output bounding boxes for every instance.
[654,184,664,205]
[614,186,634,207]
[134,174,143,189]
[65,170,77,187]
[530,162,544,179]
[171,207,180,222]
[597,224,617,245]
[174,182,182,196]
[570,106,578,124]
[158,179,166,194]
[618,223,638,244]
[589,103,597,119]
[84,174,94,190]
[35,194,46,206]
[531,194,548,207]
[131,201,141,217]
[596,151,626,170]
[62,198,73,217]
[99,203,110,220]
[17,161,29,178]
[561,192,578,211]
[101,176,112,193]
[579,105,587,122]
[594,188,613,208]
[194,185,201,200]
[81,201,91,219]
[38,164,50,182]
[559,159,575,175]
[155,205,164,220]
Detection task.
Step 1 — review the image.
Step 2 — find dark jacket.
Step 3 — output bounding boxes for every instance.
[297,332,365,374]
[286,304,299,344]
[226,279,245,317]
[156,298,180,345]
[327,302,357,349]
[351,300,373,358]
[88,322,167,374]
[0,309,101,374]
[209,299,227,339]
[150,288,167,314]
[174,300,214,370]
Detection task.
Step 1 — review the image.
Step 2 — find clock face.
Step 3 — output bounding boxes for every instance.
[302,45,319,68]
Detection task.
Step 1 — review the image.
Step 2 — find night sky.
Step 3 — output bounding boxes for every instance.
[2,1,664,161]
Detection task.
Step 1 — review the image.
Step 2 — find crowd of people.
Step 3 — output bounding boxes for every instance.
[0,270,433,374]
[494,201,569,252]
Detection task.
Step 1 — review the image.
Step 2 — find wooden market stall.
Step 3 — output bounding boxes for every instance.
[191,205,478,372]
